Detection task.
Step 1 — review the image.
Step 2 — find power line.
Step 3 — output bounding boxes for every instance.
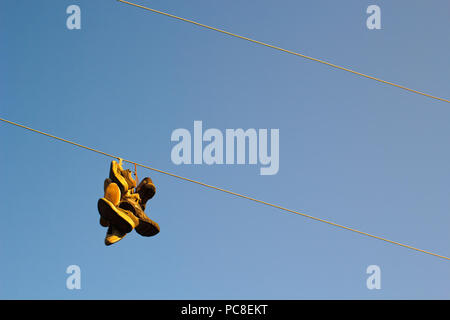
[1,116,449,261]
[116,0,449,104]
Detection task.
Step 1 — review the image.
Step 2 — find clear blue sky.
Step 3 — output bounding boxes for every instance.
[1,0,449,299]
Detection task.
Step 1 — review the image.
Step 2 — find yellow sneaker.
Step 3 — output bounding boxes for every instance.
[97,198,139,233]
[136,177,156,210]
[109,160,129,193]
[99,179,122,228]
[120,197,160,237]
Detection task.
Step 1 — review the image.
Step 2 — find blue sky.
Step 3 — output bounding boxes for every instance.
[1,0,449,299]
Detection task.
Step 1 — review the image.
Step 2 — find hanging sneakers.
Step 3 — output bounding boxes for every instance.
[97,198,139,233]
[104,225,126,246]
[119,197,160,237]
[136,177,156,211]
[98,161,160,244]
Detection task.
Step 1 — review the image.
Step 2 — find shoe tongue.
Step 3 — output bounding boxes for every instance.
[123,170,136,188]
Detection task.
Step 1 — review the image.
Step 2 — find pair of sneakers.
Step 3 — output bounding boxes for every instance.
[97,160,160,246]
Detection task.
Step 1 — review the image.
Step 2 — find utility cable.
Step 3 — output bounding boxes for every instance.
[117,0,449,104]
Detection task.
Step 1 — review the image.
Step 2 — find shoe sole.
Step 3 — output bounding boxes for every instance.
[105,234,124,246]
[98,198,135,233]
[136,219,160,237]
[104,182,121,206]
[105,230,126,246]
